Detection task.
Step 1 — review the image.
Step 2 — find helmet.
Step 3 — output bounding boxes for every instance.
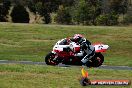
[73,34,84,43]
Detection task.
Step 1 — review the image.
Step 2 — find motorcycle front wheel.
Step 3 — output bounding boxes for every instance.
[45,52,59,65]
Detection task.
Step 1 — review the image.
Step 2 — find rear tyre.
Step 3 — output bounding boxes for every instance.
[86,53,104,67]
[45,52,59,65]
[93,53,104,67]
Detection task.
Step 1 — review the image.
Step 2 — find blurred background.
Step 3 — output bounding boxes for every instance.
[0,0,132,25]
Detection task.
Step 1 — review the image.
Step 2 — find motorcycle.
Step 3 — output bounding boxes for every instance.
[45,39,109,67]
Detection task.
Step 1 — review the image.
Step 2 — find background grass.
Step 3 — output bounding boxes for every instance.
[0,23,132,66]
[0,23,132,88]
[0,64,131,88]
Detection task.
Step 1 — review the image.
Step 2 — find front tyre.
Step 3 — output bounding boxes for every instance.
[45,52,59,65]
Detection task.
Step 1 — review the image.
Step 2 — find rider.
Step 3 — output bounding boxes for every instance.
[58,34,95,65]
[71,34,95,65]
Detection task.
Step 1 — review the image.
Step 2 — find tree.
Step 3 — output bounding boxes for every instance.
[11,5,29,23]
[55,5,72,24]
[0,5,6,21]
[96,12,119,25]
[0,0,11,22]
[27,0,36,13]
[72,0,101,25]
[61,0,75,7]
[123,13,132,24]
[35,2,51,24]
[109,0,128,14]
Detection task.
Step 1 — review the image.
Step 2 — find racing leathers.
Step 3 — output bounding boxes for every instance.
[74,38,95,65]
[58,37,95,65]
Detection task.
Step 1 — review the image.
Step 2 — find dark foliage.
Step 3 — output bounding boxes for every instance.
[109,0,128,14]
[0,0,131,25]
[96,12,119,25]
[55,6,72,24]
[123,13,132,24]
[72,0,102,25]
[35,2,51,24]
[11,5,29,23]
[0,0,11,22]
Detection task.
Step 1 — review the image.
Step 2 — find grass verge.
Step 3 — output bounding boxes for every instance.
[0,64,131,88]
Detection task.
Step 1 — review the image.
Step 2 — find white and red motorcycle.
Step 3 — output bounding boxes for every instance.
[45,40,109,67]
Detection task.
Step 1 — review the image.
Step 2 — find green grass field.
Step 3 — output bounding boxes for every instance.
[0,23,132,66]
[0,23,132,88]
[0,64,131,88]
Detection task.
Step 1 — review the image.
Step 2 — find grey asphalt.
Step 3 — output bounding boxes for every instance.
[0,60,132,70]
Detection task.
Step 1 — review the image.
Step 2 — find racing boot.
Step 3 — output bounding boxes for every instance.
[81,54,94,65]
[81,55,88,65]
[74,51,83,57]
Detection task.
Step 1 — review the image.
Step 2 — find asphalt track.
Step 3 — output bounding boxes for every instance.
[0,60,132,70]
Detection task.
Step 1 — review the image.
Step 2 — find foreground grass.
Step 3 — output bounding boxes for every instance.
[0,23,132,66]
[0,64,131,88]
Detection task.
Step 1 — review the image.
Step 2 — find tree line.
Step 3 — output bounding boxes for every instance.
[0,0,131,25]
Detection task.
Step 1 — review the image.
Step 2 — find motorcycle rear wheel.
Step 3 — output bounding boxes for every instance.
[93,53,104,67]
[86,53,104,67]
[45,52,59,65]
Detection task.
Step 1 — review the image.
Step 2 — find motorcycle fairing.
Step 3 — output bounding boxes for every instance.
[93,43,109,53]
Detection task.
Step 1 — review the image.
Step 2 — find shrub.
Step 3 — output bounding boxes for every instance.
[0,5,6,22]
[96,13,119,26]
[35,2,51,24]
[55,6,72,24]
[42,13,51,24]
[11,5,29,23]
[72,0,92,25]
[123,13,132,24]
[0,0,11,22]
[72,0,102,25]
